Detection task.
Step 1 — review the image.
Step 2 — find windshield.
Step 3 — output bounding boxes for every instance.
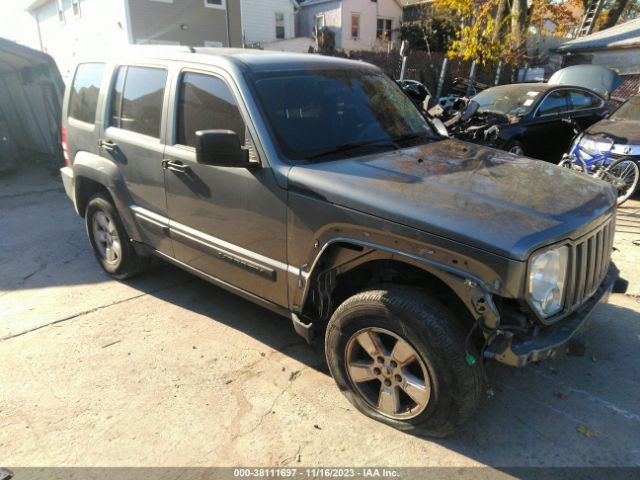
[249,69,434,162]
[610,96,640,121]
[473,86,544,117]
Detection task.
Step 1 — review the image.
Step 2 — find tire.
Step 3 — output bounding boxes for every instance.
[85,192,149,279]
[505,140,525,156]
[603,158,639,205]
[325,287,483,437]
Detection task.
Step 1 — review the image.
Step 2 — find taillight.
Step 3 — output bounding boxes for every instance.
[61,127,70,167]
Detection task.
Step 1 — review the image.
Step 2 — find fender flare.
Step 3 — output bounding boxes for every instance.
[71,151,142,241]
[295,237,500,329]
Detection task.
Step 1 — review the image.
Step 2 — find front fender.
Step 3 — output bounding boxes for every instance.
[289,224,513,330]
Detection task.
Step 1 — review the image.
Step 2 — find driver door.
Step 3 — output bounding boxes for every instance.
[163,68,289,307]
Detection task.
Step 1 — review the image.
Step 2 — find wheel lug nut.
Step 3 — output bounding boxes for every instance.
[395,374,402,382]
[390,361,397,368]
[384,379,392,387]
[377,356,385,364]
[373,367,381,375]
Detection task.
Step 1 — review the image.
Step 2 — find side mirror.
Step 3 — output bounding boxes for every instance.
[195,130,254,168]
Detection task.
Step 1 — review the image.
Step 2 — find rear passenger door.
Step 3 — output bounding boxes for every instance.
[101,65,172,254]
[163,68,288,307]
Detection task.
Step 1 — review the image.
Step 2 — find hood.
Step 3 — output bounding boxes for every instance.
[548,65,621,98]
[288,140,617,260]
[585,119,640,145]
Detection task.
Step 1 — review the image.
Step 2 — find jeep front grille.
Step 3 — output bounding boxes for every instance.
[565,217,614,309]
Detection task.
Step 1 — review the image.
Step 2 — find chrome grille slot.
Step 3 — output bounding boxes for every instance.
[567,217,614,309]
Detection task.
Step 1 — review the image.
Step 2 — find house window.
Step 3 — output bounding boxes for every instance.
[351,13,360,39]
[204,0,225,9]
[56,0,65,24]
[275,12,285,39]
[71,0,81,17]
[314,14,325,33]
[376,18,392,40]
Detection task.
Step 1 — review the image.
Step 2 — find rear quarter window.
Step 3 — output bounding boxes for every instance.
[69,63,104,124]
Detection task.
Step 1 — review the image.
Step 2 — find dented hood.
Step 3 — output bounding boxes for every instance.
[288,140,617,260]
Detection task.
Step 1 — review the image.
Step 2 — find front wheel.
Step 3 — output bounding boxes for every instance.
[325,288,483,437]
[603,159,639,205]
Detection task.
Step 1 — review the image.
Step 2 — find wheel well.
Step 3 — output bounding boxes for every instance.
[75,177,112,217]
[305,257,475,331]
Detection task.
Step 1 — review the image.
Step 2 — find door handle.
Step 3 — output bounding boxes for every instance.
[162,159,190,173]
[98,139,117,151]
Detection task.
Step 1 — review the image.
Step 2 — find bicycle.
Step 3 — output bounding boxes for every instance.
[558,120,639,205]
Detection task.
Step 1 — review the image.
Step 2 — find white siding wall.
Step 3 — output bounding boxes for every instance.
[33,0,129,80]
[341,0,401,52]
[241,0,296,45]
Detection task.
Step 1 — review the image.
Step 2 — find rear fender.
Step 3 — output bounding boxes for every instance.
[72,151,142,241]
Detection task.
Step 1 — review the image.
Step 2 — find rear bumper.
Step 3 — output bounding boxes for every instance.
[60,166,74,202]
[485,263,624,367]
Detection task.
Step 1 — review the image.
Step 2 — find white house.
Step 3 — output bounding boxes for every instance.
[240,0,299,47]
[298,0,402,52]
[26,0,244,80]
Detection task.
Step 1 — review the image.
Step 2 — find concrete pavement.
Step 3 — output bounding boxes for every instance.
[1,168,639,468]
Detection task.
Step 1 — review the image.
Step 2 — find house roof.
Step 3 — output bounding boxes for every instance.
[556,18,640,53]
[25,0,49,12]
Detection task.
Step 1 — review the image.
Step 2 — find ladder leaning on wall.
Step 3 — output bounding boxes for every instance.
[577,0,607,37]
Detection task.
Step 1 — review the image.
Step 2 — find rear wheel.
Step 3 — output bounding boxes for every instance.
[325,287,483,437]
[603,159,639,205]
[85,192,149,279]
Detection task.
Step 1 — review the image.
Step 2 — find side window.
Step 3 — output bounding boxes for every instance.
[537,91,569,116]
[69,63,104,124]
[176,72,245,148]
[569,90,601,110]
[109,66,167,138]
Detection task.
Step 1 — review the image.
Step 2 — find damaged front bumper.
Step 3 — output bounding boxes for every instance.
[484,263,626,367]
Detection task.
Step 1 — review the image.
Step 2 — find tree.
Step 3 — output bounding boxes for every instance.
[599,0,640,30]
[433,0,582,65]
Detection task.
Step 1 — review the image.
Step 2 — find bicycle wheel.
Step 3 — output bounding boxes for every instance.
[604,158,640,205]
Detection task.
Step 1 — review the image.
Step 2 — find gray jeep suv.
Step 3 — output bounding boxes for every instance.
[60,47,625,436]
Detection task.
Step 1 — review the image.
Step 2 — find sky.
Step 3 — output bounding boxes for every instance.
[0,0,40,49]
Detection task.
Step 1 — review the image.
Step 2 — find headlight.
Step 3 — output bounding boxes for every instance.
[528,246,568,318]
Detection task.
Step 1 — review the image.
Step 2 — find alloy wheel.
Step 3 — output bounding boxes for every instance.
[92,210,122,265]
[345,327,431,420]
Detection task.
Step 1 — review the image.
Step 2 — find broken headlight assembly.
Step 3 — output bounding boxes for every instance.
[527,246,568,318]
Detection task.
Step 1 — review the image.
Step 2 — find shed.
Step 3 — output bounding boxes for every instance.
[0,37,64,172]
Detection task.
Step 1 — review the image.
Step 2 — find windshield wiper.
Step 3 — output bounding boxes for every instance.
[305,140,397,161]
[393,132,437,144]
